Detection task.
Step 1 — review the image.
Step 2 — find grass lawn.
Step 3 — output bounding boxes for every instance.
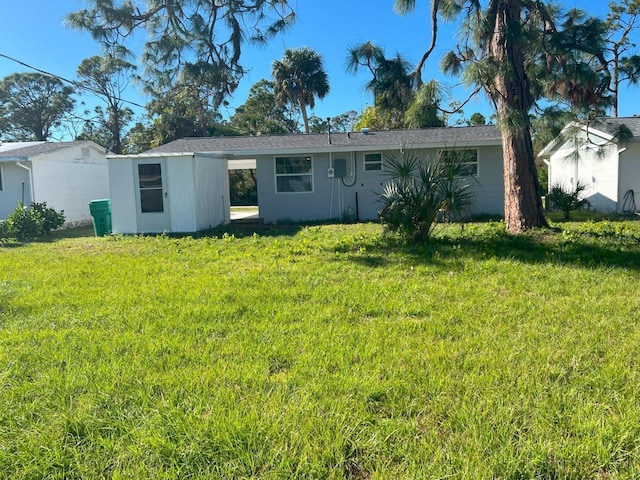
[1,217,640,478]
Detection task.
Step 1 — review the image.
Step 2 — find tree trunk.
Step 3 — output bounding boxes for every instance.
[500,126,547,231]
[612,48,620,117]
[298,91,310,133]
[489,0,547,232]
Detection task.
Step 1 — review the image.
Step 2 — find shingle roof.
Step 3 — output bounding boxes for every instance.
[590,116,640,138]
[0,141,102,160]
[146,125,502,156]
[0,141,44,153]
[538,116,640,158]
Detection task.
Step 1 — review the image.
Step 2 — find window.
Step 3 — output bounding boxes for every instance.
[438,149,478,176]
[0,164,4,192]
[138,163,164,212]
[364,153,382,171]
[275,156,313,193]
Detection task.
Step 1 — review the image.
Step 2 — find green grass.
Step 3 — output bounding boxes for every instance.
[1,219,640,478]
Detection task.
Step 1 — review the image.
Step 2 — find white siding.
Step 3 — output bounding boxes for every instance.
[618,143,640,212]
[166,155,197,232]
[108,158,137,234]
[108,154,231,234]
[32,146,109,225]
[0,163,31,219]
[194,154,229,230]
[548,142,618,212]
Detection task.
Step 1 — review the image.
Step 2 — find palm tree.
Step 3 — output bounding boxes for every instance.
[346,41,444,129]
[272,48,329,134]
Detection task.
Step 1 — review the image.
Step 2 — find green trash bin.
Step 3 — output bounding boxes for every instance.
[89,199,112,237]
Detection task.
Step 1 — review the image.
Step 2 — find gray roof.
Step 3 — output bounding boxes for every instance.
[0,141,103,160]
[145,125,502,156]
[538,116,640,158]
[590,116,640,138]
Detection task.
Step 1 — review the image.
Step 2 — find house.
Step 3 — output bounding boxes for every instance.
[107,125,505,234]
[0,141,109,225]
[538,117,640,213]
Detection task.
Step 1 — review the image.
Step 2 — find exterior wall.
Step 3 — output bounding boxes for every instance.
[166,156,197,232]
[256,150,368,223]
[31,146,109,225]
[548,140,619,212]
[0,162,31,219]
[469,144,504,215]
[108,158,138,234]
[194,155,230,230]
[109,154,231,234]
[165,154,230,232]
[618,143,640,212]
[256,145,505,224]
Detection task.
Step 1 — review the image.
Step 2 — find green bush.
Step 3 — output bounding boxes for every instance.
[377,149,475,243]
[5,202,65,241]
[30,202,65,234]
[547,182,590,219]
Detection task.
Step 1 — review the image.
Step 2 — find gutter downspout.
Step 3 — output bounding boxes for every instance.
[15,161,35,205]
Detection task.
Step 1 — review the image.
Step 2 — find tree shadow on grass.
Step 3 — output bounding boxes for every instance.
[341,227,640,272]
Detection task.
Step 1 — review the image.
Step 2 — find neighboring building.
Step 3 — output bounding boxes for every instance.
[539,117,640,213]
[108,126,505,234]
[0,141,109,226]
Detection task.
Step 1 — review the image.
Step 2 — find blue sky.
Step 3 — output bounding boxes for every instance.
[0,0,637,132]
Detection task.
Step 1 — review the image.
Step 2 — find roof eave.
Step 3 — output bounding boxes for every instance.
[537,121,616,158]
[136,138,502,159]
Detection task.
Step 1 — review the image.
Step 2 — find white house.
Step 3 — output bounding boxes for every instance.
[538,117,640,213]
[108,125,505,234]
[0,141,109,225]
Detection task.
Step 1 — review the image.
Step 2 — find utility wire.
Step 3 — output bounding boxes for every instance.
[0,52,147,109]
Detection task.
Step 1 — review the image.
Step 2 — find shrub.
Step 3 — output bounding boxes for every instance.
[6,203,43,241]
[30,202,65,234]
[377,149,475,243]
[547,182,590,219]
[5,202,65,241]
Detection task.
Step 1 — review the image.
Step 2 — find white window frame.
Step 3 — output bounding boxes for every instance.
[363,152,383,172]
[438,148,479,177]
[274,155,314,194]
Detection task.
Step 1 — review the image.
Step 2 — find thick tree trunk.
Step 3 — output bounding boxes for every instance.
[500,127,547,231]
[489,0,547,232]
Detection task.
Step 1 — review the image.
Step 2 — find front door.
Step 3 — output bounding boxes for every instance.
[135,159,170,232]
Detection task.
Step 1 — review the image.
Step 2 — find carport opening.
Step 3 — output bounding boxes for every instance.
[228,158,260,222]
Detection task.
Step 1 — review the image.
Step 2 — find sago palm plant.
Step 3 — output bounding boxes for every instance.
[377,149,475,242]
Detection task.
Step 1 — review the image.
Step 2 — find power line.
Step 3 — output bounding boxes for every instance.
[0,52,147,109]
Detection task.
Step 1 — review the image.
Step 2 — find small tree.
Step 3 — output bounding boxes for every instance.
[547,183,591,219]
[5,202,65,241]
[377,149,475,243]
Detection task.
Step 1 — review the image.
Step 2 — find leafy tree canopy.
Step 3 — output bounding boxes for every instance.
[0,73,75,141]
[66,0,295,107]
[346,41,445,129]
[76,55,137,152]
[228,79,298,135]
